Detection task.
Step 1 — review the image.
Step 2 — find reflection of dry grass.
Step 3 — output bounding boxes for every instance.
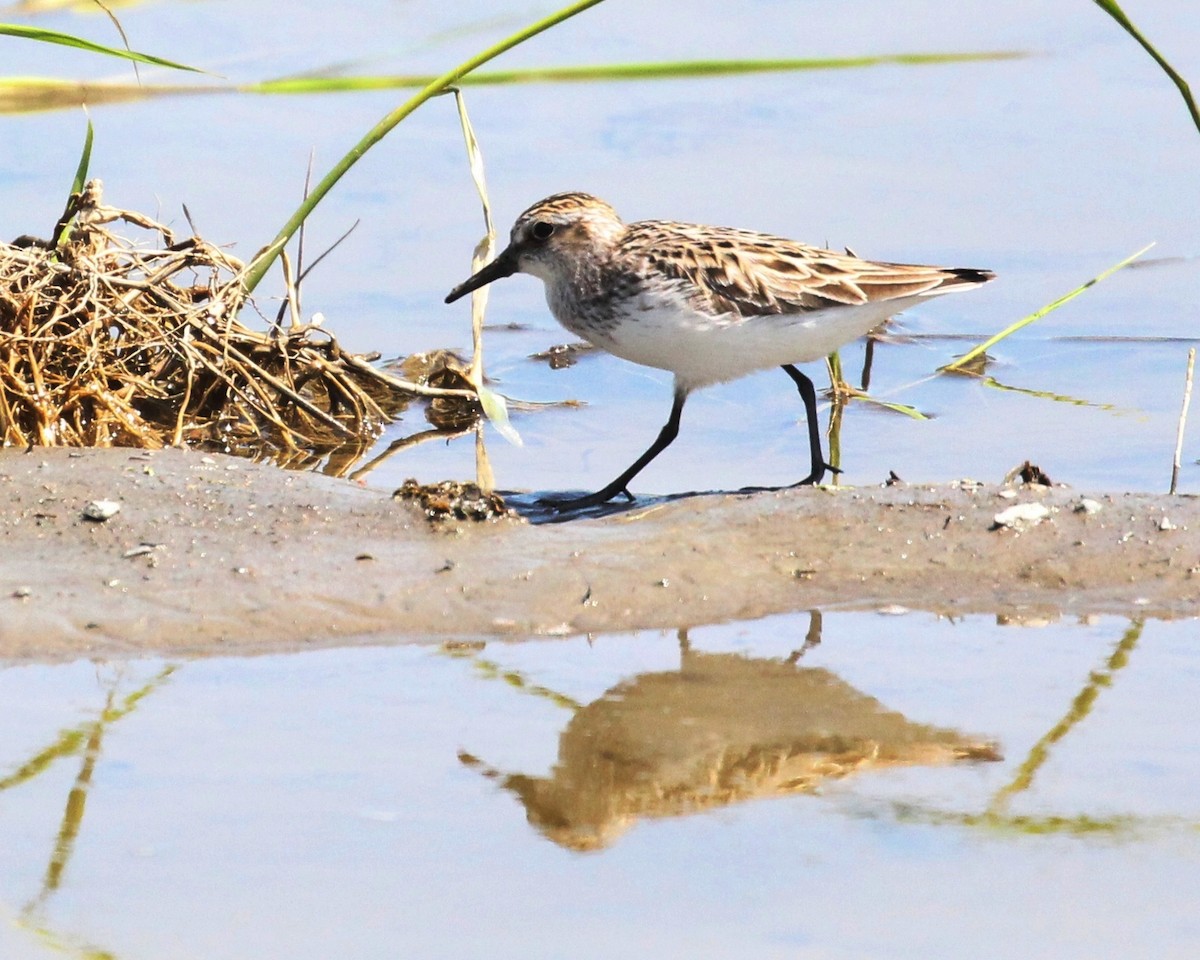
[0,180,450,465]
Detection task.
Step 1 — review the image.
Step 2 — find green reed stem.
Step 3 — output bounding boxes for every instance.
[241,0,606,295]
[1093,0,1200,136]
[941,243,1154,372]
[251,52,1022,94]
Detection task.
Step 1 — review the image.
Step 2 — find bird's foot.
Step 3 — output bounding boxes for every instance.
[537,484,635,512]
[794,462,842,487]
[737,463,842,495]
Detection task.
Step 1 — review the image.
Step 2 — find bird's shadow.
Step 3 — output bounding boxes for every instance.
[502,488,752,524]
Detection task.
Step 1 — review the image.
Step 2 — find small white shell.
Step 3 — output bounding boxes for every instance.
[82,499,121,521]
[993,502,1050,528]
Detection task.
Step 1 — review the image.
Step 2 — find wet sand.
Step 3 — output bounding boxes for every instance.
[0,447,1196,661]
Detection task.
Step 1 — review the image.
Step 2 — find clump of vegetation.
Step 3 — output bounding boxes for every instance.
[393,478,516,522]
[0,179,433,461]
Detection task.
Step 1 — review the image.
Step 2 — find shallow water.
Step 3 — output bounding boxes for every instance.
[2,2,1199,496]
[2,612,1199,959]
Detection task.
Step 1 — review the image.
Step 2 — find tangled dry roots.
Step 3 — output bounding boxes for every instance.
[0,179,442,466]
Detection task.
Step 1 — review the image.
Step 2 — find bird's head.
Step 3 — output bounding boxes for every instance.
[445,192,625,303]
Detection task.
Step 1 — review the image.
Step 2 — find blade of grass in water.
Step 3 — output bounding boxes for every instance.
[0,23,203,72]
[1093,0,1199,136]
[856,395,930,420]
[241,0,606,296]
[940,244,1154,373]
[0,77,171,115]
[826,351,928,420]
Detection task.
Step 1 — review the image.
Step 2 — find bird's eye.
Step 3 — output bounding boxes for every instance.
[530,221,555,242]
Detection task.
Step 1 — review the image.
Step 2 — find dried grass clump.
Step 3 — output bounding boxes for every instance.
[0,179,452,464]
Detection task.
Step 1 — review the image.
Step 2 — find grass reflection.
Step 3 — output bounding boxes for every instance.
[880,619,1197,838]
[965,372,1117,411]
[0,664,175,960]
[0,665,175,793]
[988,619,1142,812]
[441,644,582,711]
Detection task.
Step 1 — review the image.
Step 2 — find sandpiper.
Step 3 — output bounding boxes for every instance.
[446,192,993,509]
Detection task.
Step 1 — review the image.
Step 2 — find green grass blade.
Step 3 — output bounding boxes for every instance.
[941,243,1154,372]
[242,0,606,295]
[251,51,1023,94]
[826,350,843,385]
[0,23,204,73]
[67,116,93,197]
[54,116,94,247]
[1093,0,1200,136]
[826,351,927,420]
[0,52,1021,115]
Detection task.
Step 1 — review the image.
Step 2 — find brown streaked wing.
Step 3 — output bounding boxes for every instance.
[622,220,970,318]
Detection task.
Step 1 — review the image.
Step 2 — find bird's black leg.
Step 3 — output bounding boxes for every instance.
[781,364,839,485]
[541,389,688,510]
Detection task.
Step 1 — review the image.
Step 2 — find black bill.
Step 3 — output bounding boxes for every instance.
[444,246,519,304]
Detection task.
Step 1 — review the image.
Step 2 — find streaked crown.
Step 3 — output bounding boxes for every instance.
[506,192,627,281]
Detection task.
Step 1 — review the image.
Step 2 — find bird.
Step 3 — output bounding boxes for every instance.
[445,192,993,509]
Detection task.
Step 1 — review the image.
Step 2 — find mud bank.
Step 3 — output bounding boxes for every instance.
[0,448,1196,661]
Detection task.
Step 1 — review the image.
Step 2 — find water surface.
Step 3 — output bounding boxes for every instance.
[2,612,1198,958]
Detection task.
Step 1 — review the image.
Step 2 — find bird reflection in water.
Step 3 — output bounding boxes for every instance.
[460,613,1000,851]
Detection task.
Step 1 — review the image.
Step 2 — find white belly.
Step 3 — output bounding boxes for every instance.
[561,288,925,391]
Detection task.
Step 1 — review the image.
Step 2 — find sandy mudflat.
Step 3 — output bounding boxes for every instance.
[0,447,1196,661]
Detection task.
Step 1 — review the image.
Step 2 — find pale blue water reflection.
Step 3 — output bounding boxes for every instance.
[2,612,1199,959]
